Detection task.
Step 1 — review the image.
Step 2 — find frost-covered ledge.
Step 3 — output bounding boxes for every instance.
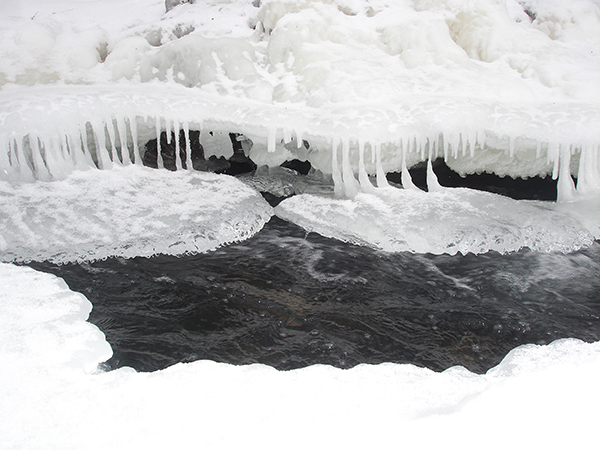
[1,83,599,194]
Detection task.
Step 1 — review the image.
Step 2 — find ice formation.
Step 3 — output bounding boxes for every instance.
[0,0,599,257]
[1,262,599,449]
[0,165,273,263]
[0,0,599,192]
[275,187,595,254]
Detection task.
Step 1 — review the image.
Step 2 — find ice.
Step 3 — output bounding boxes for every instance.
[275,186,594,255]
[0,262,599,448]
[0,165,273,263]
[0,0,598,185]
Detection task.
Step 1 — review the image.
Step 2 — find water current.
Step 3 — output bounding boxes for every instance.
[28,216,600,374]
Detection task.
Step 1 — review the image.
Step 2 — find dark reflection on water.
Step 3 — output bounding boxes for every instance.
[28,217,600,374]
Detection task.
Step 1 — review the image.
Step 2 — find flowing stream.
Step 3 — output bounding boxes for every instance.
[28,216,600,374]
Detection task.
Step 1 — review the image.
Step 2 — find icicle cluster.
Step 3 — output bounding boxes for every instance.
[327,132,600,203]
[0,84,599,204]
[2,110,600,204]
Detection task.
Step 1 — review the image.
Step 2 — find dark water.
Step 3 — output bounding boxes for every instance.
[28,217,600,374]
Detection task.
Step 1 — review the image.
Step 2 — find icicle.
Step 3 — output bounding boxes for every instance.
[331,138,343,198]
[12,137,35,181]
[557,144,577,202]
[155,116,164,169]
[173,119,183,171]
[401,143,418,191]
[375,142,389,188]
[427,140,443,192]
[536,140,542,159]
[509,136,515,158]
[443,134,449,161]
[29,135,51,181]
[576,144,600,195]
[0,138,13,181]
[400,137,407,160]
[468,131,476,158]
[341,138,359,198]
[477,129,486,150]
[357,139,375,193]
[66,133,88,170]
[3,137,13,167]
[79,124,96,169]
[43,136,70,179]
[450,133,460,159]
[183,121,192,170]
[115,116,131,165]
[59,133,72,168]
[419,136,425,160]
[370,140,376,165]
[90,121,112,170]
[549,142,560,180]
[460,133,466,157]
[295,129,303,148]
[165,118,172,144]
[430,136,438,161]
[105,119,120,165]
[267,127,276,153]
[282,128,292,144]
[427,159,443,192]
[128,116,141,165]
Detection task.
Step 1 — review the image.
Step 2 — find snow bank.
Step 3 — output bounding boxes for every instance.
[0,165,272,263]
[1,262,598,449]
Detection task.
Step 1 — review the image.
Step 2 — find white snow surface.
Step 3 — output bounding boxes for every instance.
[1,262,599,449]
[0,165,273,263]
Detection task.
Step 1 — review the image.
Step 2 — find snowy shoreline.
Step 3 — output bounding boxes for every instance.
[1,261,599,449]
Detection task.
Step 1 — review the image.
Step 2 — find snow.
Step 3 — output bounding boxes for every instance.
[1,1,600,446]
[1,262,599,449]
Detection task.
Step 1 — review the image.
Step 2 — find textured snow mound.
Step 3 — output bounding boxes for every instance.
[0,166,273,263]
[1,262,599,449]
[275,186,594,254]
[0,262,111,374]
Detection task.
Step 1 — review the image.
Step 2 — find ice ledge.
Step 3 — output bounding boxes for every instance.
[1,83,599,182]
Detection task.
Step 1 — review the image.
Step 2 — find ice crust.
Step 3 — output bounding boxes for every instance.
[0,165,273,263]
[1,262,599,449]
[275,187,595,254]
